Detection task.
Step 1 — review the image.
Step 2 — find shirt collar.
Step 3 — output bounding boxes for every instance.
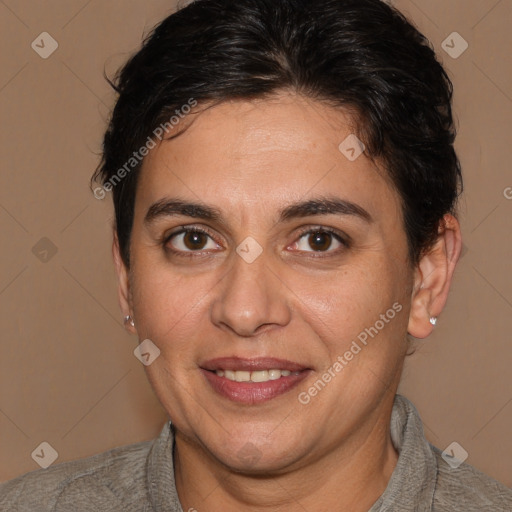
[368,394,438,511]
[147,422,183,512]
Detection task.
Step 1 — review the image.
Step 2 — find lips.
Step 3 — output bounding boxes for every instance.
[200,357,311,404]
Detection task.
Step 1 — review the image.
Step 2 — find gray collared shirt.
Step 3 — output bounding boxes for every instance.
[1,395,510,511]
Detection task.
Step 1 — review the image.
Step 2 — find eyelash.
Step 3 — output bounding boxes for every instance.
[162,226,219,259]
[162,225,350,259]
[292,225,350,256]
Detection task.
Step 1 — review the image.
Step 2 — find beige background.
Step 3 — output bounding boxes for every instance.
[0,0,511,486]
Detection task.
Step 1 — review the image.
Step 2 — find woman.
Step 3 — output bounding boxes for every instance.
[1,0,511,510]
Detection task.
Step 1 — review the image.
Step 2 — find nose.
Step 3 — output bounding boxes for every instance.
[210,249,292,337]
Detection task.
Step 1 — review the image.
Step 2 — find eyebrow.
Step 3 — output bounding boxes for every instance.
[144,199,222,225]
[144,196,373,226]
[279,197,372,223]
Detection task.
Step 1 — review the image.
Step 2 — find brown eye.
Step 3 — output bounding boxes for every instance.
[293,229,346,253]
[167,229,219,252]
[183,231,208,250]
[307,231,333,251]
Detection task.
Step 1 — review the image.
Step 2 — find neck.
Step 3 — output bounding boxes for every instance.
[174,397,399,512]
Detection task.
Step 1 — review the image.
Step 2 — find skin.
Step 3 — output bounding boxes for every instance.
[113,92,462,511]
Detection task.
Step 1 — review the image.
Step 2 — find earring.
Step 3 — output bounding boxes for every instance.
[124,315,135,328]
[429,316,437,326]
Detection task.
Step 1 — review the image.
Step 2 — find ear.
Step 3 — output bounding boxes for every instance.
[112,230,136,334]
[408,213,462,339]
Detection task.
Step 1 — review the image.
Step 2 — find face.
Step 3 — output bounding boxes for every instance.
[119,93,415,472]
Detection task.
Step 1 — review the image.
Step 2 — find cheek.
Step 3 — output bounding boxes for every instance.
[130,261,215,352]
[286,261,399,341]
[129,267,211,416]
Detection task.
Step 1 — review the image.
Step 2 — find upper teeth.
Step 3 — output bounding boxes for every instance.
[215,369,298,382]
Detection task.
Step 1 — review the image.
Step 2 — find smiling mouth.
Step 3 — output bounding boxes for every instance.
[200,357,311,404]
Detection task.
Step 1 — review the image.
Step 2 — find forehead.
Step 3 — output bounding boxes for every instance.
[135,93,400,224]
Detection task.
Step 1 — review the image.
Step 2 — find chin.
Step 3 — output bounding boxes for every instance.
[204,433,304,474]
